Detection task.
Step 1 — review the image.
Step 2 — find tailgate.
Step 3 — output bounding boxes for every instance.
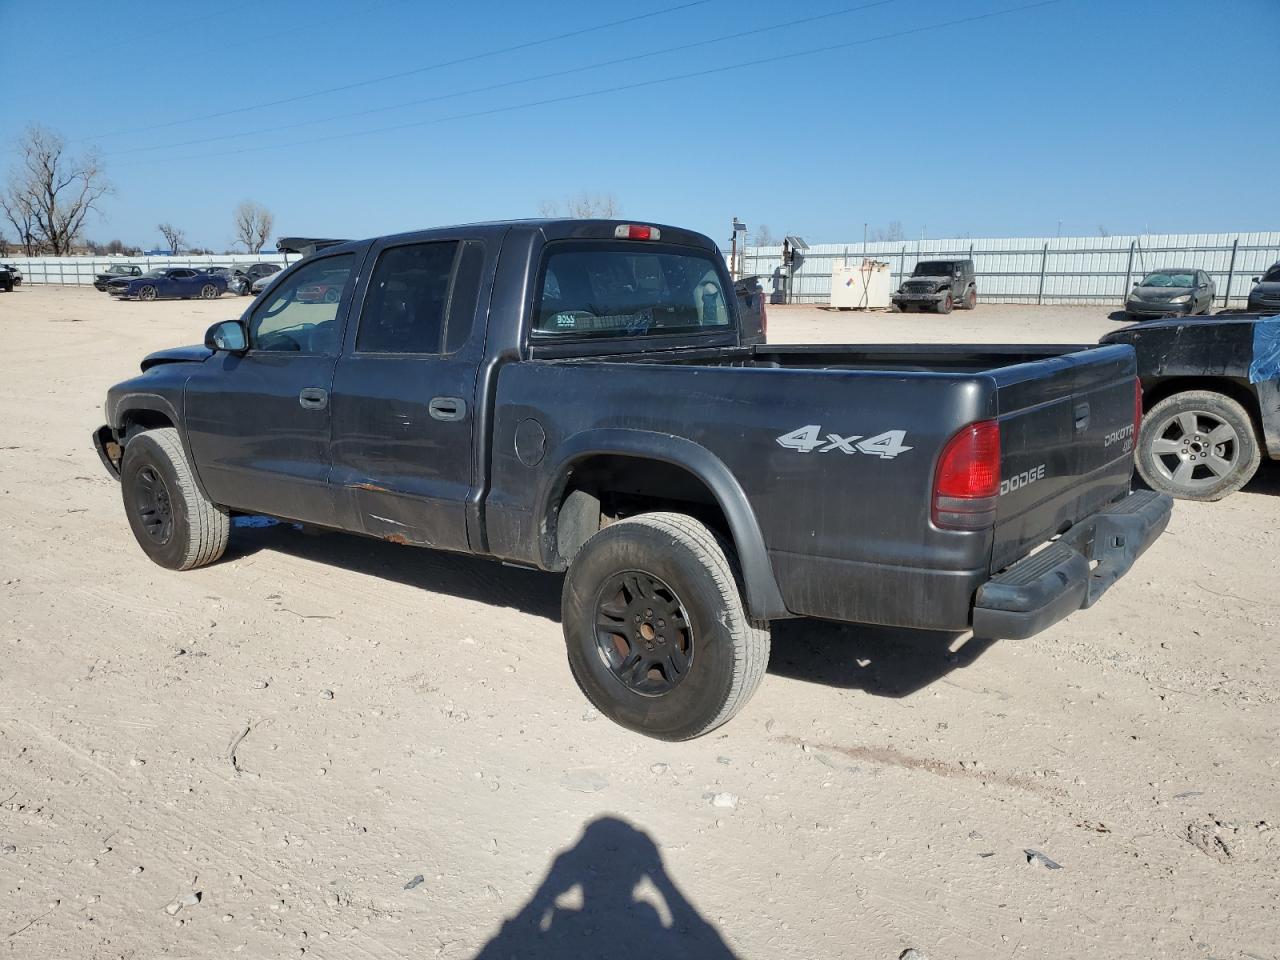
[989,344,1137,571]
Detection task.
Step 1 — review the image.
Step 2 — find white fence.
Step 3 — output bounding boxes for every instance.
[3,253,293,286]
[742,232,1280,307]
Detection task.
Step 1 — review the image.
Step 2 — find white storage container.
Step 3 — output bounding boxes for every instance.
[830,259,892,309]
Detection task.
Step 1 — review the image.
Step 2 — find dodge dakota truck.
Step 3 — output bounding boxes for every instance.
[95,219,1172,740]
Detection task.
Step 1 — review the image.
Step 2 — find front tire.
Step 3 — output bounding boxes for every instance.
[1136,391,1261,501]
[121,428,230,570]
[138,284,157,301]
[561,512,770,740]
[935,292,954,314]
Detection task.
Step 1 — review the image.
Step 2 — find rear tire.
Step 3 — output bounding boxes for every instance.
[121,428,230,570]
[200,283,218,299]
[1136,390,1261,501]
[959,287,978,310]
[935,291,954,314]
[561,512,771,740]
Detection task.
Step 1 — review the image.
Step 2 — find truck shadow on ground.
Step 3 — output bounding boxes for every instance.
[228,519,989,698]
[472,816,738,960]
[768,619,989,698]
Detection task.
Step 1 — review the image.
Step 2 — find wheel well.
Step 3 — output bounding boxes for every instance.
[549,454,730,569]
[1141,377,1261,433]
[121,409,176,438]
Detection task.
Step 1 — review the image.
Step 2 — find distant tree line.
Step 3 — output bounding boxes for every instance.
[0,124,278,258]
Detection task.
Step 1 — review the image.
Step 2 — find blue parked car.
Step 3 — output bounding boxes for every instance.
[107,267,227,301]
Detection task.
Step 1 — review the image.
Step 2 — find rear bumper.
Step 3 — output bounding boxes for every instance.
[972,489,1172,640]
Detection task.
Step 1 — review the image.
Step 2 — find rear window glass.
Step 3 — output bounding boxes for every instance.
[533,242,731,340]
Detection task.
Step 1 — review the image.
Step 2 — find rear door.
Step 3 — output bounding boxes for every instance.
[328,236,489,551]
[988,345,1136,570]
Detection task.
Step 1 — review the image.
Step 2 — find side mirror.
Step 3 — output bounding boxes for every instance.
[1253,277,1261,283]
[204,319,247,353]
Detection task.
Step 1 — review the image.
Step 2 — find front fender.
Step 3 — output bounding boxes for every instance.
[537,428,789,621]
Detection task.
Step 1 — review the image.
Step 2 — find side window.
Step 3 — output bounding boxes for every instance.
[172,269,193,279]
[356,241,459,354]
[248,253,354,354]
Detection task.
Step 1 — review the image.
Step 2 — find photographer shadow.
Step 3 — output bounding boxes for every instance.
[474,816,738,960]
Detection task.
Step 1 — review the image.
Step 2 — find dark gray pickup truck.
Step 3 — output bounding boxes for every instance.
[95,219,1171,739]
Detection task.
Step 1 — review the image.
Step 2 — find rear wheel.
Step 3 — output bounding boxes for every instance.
[200,283,218,299]
[561,512,770,740]
[935,292,954,314]
[1136,391,1260,501]
[138,284,157,301]
[959,287,978,310]
[121,428,230,569]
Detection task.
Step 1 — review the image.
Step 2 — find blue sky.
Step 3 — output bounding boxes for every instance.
[2,0,1277,252]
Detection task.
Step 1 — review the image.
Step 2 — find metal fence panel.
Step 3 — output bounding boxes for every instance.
[2,253,292,286]
[741,232,1280,306]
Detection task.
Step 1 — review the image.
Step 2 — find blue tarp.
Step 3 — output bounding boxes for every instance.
[1249,316,1280,383]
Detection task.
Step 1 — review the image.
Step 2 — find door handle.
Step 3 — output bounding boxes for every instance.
[298,387,328,410]
[1074,401,1091,431]
[429,396,467,422]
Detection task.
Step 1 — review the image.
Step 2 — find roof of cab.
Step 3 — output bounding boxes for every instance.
[311,219,719,256]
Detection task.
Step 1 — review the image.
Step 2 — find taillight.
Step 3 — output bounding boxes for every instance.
[760,298,768,336]
[1133,377,1143,434]
[614,224,661,240]
[933,420,1001,529]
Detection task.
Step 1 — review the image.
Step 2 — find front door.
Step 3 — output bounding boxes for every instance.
[184,249,364,525]
[328,237,489,552]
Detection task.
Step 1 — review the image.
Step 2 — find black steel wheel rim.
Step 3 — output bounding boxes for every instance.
[594,571,694,697]
[134,465,174,544]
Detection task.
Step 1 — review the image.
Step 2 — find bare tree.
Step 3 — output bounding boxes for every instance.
[871,221,905,242]
[157,222,185,255]
[753,224,775,247]
[1,183,41,255]
[2,125,112,256]
[1097,224,1110,237]
[233,200,274,253]
[539,192,620,219]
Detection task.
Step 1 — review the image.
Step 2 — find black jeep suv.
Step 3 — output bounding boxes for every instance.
[893,259,978,314]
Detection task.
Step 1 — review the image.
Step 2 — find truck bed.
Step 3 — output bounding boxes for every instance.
[487,340,1139,630]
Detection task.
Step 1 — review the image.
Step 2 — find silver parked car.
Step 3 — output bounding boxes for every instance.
[1125,267,1215,319]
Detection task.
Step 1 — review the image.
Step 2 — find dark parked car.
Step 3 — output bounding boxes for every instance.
[107,267,226,301]
[94,264,143,291]
[1124,268,1215,319]
[2,263,21,287]
[1102,313,1280,501]
[1246,262,1280,314]
[230,262,281,295]
[94,219,1169,739]
[892,259,978,314]
[0,264,13,293]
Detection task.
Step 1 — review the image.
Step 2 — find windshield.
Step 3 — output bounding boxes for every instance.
[913,261,958,277]
[533,243,731,340]
[1140,271,1194,287]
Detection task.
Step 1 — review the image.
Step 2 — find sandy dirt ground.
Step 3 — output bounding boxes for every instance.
[1,286,1277,960]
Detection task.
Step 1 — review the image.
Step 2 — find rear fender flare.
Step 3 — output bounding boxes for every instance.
[537,428,788,621]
